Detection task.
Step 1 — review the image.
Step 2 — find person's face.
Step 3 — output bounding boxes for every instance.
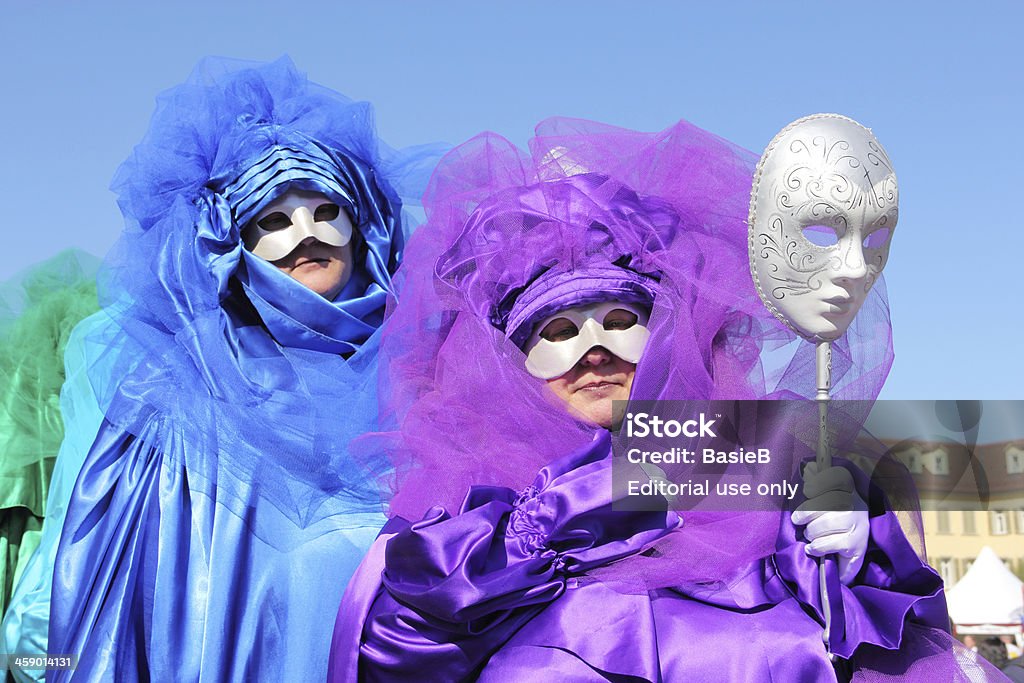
[537,307,640,428]
[243,189,355,300]
[270,237,353,300]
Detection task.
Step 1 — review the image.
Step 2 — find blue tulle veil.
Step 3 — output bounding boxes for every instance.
[7,56,445,682]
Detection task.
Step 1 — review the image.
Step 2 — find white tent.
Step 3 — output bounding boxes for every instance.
[946,546,1024,635]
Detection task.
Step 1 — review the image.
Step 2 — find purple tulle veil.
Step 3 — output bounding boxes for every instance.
[354,117,896,589]
[338,116,1005,681]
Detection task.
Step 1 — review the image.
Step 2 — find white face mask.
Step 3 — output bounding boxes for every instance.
[749,114,897,342]
[522,302,650,379]
[242,189,353,262]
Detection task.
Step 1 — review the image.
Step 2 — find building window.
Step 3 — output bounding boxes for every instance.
[962,558,974,576]
[898,448,923,474]
[936,510,951,534]
[938,557,956,586]
[930,449,950,475]
[1007,446,1024,474]
[991,511,1009,535]
[962,511,977,535]
[1016,510,1024,535]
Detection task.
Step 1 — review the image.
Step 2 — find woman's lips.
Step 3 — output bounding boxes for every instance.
[575,379,622,394]
[290,257,329,269]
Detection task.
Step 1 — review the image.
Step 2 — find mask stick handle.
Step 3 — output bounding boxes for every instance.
[815,340,834,658]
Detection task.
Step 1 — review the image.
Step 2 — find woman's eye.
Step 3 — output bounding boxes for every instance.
[863,227,891,249]
[540,318,579,342]
[801,224,839,247]
[314,203,341,222]
[256,212,291,232]
[603,309,638,331]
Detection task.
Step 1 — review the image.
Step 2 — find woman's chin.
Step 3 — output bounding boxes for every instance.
[569,396,624,430]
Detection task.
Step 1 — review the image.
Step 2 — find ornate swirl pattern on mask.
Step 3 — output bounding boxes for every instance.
[748,114,898,341]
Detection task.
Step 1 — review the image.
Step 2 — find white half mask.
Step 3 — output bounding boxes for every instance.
[242,189,354,261]
[523,302,650,379]
[748,114,897,342]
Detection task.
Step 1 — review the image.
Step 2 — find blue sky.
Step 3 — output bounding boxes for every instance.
[2,1,1021,399]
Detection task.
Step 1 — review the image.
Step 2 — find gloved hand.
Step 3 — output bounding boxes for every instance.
[791,461,869,585]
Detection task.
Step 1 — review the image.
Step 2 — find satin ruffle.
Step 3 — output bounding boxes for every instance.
[332,436,955,682]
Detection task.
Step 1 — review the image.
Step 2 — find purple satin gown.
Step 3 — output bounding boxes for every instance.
[328,431,950,682]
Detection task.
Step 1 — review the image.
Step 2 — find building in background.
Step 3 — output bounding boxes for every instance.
[888,440,1024,585]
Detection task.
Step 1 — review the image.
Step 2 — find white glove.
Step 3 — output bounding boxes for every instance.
[791,461,869,585]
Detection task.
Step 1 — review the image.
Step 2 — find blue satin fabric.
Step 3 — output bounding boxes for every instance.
[52,420,382,681]
[38,57,443,682]
[240,253,383,354]
[48,293,391,683]
[330,433,948,682]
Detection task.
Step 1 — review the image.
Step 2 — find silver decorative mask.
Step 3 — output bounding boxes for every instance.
[748,114,897,342]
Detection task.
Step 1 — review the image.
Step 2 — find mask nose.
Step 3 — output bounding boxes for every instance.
[292,205,316,231]
[834,236,869,285]
[578,346,613,368]
[284,205,319,246]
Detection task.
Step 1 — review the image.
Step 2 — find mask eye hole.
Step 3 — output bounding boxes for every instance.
[603,308,638,331]
[256,212,291,232]
[314,203,341,222]
[863,227,891,249]
[802,224,839,247]
[540,318,579,342]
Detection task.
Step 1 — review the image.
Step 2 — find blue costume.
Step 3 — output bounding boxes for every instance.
[17,57,441,682]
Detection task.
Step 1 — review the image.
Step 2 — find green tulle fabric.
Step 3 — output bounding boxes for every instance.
[0,250,99,612]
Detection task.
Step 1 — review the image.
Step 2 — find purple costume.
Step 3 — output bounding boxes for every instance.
[329,120,1005,681]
